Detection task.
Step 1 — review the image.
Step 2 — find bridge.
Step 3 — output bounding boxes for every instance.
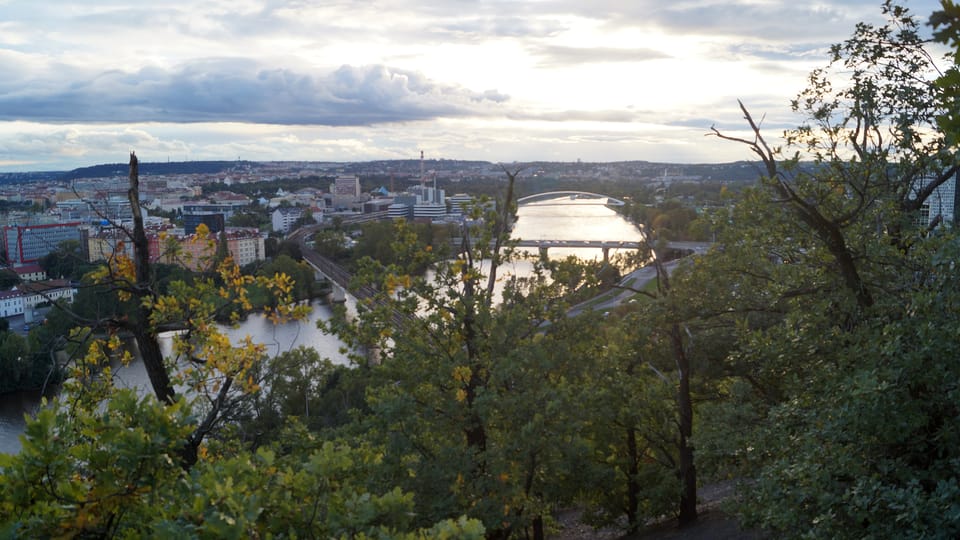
[516,191,627,206]
[288,225,359,304]
[511,239,711,262]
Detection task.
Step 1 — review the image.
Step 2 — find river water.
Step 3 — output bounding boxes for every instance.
[0,302,349,454]
[0,196,641,454]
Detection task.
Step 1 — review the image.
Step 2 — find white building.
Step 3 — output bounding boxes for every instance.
[0,289,23,317]
[446,193,474,216]
[272,207,304,234]
[13,264,47,282]
[0,280,76,320]
[913,173,958,228]
[21,280,76,310]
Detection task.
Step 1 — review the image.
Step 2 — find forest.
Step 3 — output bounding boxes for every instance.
[3,2,960,538]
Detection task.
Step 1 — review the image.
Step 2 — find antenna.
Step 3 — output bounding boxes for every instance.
[419,150,426,190]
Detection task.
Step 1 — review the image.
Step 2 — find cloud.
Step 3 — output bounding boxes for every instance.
[530,45,671,67]
[0,60,512,125]
[509,109,650,123]
[548,0,894,42]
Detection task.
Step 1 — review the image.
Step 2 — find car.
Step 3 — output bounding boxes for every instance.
[22,323,30,331]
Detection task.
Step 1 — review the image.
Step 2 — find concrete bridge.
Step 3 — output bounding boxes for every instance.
[517,191,627,206]
[512,239,711,262]
[300,247,356,303]
[288,225,361,303]
[297,234,413,334]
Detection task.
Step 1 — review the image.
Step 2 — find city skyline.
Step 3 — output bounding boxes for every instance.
[0,0,944,172]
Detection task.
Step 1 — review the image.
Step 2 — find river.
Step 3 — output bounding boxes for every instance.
[0,301,349,454]
[0,195,641,454]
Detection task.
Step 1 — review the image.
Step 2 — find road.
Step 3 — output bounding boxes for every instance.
[567,259,682,317]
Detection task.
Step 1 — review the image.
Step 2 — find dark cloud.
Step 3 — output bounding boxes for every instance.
[531,45,671,67]
[0,60,511,125]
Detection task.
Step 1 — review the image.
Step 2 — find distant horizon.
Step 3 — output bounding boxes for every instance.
[1,156,768,176]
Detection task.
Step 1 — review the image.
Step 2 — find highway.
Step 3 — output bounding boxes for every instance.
[567,259,682,317]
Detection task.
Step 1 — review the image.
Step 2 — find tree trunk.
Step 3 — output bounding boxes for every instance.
[626,427,641,533]
[531,515,544,540]
[127,152,176,405]
[649,243,698,526]
[673,323,697,527]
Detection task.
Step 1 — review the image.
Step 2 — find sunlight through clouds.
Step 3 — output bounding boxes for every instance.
[0,0,943,170]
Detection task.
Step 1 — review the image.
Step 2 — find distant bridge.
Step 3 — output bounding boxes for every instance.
[512,239,711,261]
[517,191,626,206]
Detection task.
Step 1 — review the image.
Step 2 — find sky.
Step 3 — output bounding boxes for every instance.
[0,0,946,172]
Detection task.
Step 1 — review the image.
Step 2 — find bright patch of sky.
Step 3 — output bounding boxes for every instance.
[0,0,945,171]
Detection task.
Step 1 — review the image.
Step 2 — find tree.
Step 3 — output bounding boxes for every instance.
[0,155,486,538]
[40,240,96,280]
[0,331,29,394]
[0,386,486,538]
[312,229,352,262]
[692,3,960,536]
[564,312,680,534]
[712,0,956,311]
[59,153,309,468]
[327,169,600,538]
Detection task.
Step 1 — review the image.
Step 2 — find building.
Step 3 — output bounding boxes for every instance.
[20,279,76,311]
[224,229,266,267]
[446,194,474,216]
[87,227,168,263]
[12,264,47,282]
[3,222,84,265]
[182,200,249,222]
[159,228,266,271]
[184,213,225,235]
[913,172,958,228]
[388,185,447,222]
[0,289,23,318]
[272,207,304,234]
[0,279,76,319]
[87,230,134,263]
[333,175,361,197]
[388,195,418,220]
[55,196,133,224]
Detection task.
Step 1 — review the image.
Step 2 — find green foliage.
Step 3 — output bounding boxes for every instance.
[351,220,456,273]
[313,229,353,262]
[0,331,30,393]
[0,268,18,289]
[554,313,682,532]
[0,389,193,537]
[729,240,960,538]
[245,254,317,308]
[39,240,97,280]
[325,189,649,535]
[933,0,960,145]
[626,201,704,241]
[242,347,372,443]
[0,387,484,538]
[694,3,960,537]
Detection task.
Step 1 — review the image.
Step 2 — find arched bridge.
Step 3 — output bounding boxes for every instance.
[517,191,626,206]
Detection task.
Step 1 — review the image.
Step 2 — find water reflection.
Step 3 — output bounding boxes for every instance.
[513,197,643,260]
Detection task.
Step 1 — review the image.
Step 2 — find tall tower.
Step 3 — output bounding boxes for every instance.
[419,150,426,190]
